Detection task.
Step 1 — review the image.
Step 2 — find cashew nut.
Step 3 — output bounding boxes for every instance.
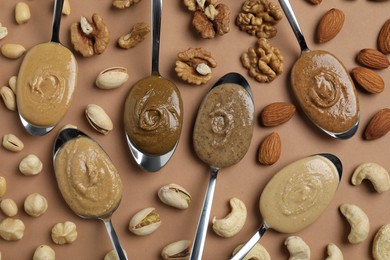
[212,197,247,237]
[325,243,344,260]
[284,236,310,260]
[373,224,390,260]
[339,203,369,244]
[232,243,271,260]
[351,162,390,193]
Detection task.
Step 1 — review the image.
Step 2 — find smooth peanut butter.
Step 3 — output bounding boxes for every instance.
[291,50,358,133]
[260,155,339,233]
[124,75,183,155]
[54,136,123,218]
[193,83,254,168]
[17,42,77,127]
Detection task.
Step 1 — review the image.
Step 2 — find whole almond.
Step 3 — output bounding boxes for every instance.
[351,67,384,94]
[261,102,296,127]
[378,19,390,54]
[317,8,345,44]
[306,0,322,4]
[356,48,390,69]
[258,132,281,165]
[364,108,390,140]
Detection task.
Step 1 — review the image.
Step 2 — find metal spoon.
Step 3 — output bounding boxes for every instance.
[230,153,342,260]
[279,0,359,139]
[123,0,183,172]
[16,0,77,136]
[53,128,127,260]
[190,73,254,260]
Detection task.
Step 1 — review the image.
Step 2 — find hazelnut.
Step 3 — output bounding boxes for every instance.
[0,198,18,217]
[24,193,48,217]
[33,245,55,260]
[0,218,25,241]
[0,176,6,197]
[51,221,77,245]
[19,154,43,176]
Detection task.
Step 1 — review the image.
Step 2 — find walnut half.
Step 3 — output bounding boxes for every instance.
[113,0,142,9]
[118,22,150,49]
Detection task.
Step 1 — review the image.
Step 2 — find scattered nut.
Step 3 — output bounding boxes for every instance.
[161,240,191,259]
[0,176,6,197]
[0,23,8,40]
[113,0,142,9]
[0,218,25,241]
[2,134,24,152]
[104,249,128,260]
[51,221,77,244]
[129,207,161,236]
[364,108,390,140]
[62,0,71,15]
[175,47,217,85]
[19,154,43,176]
[0,86,16,111]
[70,13,110,57]
[236,0,283,39]
[260,102,296,127]
[33,245,55,260]
[285,236,310,260]
[306,0,322,4]
[0,198,18,217]
[378,18,390,54]
[351,67,385,94]
[339,203,369,244]
[158,183,192,209]
[316,8,345,43]
[212,197,247,238]
[24,193,48,217]
[352,162,390,193]
[232,243,271,260]
[15,2,31,25]
[373,224,390,260]
[8,75,17,93]
[356,48,390,70]
[118,22,150,49]
[85,104,113,134]
[258,132,281,165]
[325,243,344,260]
[96,67,129,90]
[241,38,283,83]
[0,43,26,59]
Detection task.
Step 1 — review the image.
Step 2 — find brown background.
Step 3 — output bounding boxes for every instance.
[1,0,390,259]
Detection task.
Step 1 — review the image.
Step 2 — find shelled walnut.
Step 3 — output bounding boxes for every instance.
[118,22,150,49]
[70,13,110,57]
[236,0,283,39]
[184,0,231,39]
[112,0,142,9]
[175,47,217,85]
[241,38,283,82]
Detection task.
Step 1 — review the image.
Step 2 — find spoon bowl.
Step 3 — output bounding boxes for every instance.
[230,153,342,260]
[190,73,255,260]
[16,0,77,136]
[53,128,127,260]
[123,0,183,172]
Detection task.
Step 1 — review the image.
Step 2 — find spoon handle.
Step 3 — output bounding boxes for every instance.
[102,218,128,260]
[278,0,309,52]
[51,0,64,43]
[151,0,162,75]
[230,223,268,260]
[190,167,219,260]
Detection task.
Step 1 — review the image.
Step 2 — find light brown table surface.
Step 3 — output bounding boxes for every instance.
[1,0,390,259]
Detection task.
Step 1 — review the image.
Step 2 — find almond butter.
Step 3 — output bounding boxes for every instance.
[378,19,390,54]
[258,132,281,165]
[351,67,384,94]
[364,108,390,140]
[317,8,345,44]
[260,102,296,127]
[356,48,390,69]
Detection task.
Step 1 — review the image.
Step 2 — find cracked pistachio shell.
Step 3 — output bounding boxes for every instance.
[161,240,191,260]
[158,184,191,209]
[85,104,113,134]
[129,207,161,236]
[96,67,129,90]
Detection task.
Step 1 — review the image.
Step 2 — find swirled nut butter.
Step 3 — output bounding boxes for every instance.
[17,42,77,127]
[54,136,122,218]
[259,155,339,233]
[291,50,359,134]
[193,83,255,168]
[124,75,183,155]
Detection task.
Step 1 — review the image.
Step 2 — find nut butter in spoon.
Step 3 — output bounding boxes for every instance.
[16,0,77,136]
[231,154,342,260]
[279,0,359,139]
[190,73,255,260]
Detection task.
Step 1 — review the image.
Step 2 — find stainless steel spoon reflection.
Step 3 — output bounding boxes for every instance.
[279,0,359,139]
[17,0,77,136]
[190,73,254,260]
[230,153,342,260]
[53,128,127,260]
